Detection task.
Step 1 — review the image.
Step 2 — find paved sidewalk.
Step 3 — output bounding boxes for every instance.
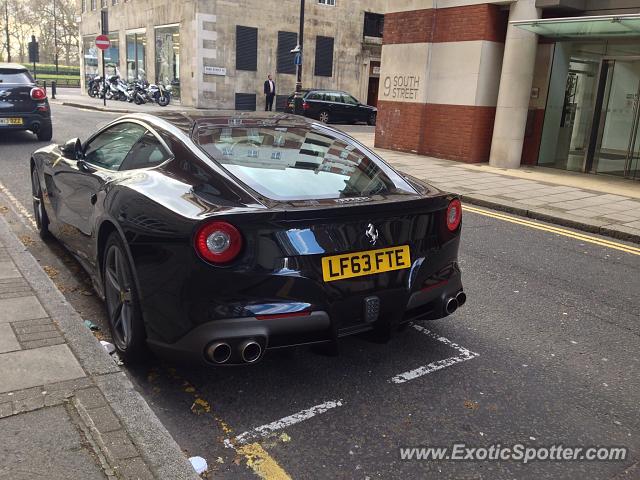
[0,217,199,479]
[348,131,640,243]
[50,87,210,115]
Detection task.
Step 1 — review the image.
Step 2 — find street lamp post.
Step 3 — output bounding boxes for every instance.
[3,1,10,62]
[53,0,59,75]
[294,0,305,115]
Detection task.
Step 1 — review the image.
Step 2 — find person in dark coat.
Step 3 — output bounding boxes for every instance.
[264,74,276,111]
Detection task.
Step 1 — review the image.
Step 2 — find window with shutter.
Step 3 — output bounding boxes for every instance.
[235,93,257,111]
[277,31,297,75]
[314,36,334,77]
[236,26,258,71]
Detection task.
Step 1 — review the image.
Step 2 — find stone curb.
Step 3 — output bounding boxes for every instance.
[461,193,640,245]
[0,215,199,480]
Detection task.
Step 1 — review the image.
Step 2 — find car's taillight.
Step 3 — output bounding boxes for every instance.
[302,101,309,110]
[194,221,243,264]
[30,87,47,100]
[446,199,462,232]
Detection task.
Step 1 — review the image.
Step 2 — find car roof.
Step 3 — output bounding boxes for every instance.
[0,63,29,71]
[121,111,318,135]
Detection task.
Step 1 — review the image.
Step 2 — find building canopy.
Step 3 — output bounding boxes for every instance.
[513,13,640,38]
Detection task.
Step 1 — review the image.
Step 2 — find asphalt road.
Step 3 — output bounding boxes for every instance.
[0,104,638,480]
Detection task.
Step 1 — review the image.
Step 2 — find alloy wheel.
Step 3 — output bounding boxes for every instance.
[319,111,330,123]
[104,245,134,351]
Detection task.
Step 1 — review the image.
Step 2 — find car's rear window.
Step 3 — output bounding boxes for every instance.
[0,69,33,84]
[195,124,416,201]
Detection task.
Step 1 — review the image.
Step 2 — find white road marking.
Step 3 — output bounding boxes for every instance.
[0,180,36,230]
[390,324,479,384]
[225,399,344,447]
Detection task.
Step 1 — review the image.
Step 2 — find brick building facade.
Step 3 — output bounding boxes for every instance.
[375,0,640,180]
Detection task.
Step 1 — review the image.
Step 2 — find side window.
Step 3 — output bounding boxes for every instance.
[83,123,146,171]
[120,131,172,171]
[342,95,359,105]
[327,92,342,103]
[308,92,321,100]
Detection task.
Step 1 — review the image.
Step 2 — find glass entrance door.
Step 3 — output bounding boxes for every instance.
[593,59,640,178]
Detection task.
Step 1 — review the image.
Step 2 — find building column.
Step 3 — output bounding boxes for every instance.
[489,0,540,169]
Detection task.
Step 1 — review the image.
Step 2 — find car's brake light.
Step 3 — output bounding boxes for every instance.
[446,199,462,232]
[194,221,243,264]
[30,87,47,100]
[302,101,309,111]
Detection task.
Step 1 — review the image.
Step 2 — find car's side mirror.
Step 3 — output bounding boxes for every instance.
[60,138,82,160]
[77,160,96,173]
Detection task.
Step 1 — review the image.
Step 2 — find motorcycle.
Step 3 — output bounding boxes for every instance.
[131,80,148,105]
[87,75,102,98]
[147,82,172,107]
[115,77,134,102]
[104,75,120,100]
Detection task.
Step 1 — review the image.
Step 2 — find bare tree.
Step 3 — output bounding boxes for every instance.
[2,0,79,65]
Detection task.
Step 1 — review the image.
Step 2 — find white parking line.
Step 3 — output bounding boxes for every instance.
[390,324,479,384]
[225,399,344,447]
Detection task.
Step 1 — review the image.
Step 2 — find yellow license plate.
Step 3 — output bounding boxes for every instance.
[0,118,23,125]
[321,245,411,282]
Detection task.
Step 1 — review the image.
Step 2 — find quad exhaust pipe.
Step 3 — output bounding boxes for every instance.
[205,339,263,364]
[456,291,467,307]
[206,342,232,364]
[445,291,466,315]
[240,340,262,364]
[444,297,458,315]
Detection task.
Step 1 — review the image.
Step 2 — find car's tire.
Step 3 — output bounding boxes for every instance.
[31,167,50,240]
[103,233,147,363]
[36,123,53,142]
[318,110,330,124]
[367,112,377,126]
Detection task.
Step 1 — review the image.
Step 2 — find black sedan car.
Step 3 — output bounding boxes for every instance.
[30,112,464,365]
[0,63,52,141]
[285,89,377,125]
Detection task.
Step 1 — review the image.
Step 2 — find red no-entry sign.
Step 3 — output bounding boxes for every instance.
[95,35,110,50]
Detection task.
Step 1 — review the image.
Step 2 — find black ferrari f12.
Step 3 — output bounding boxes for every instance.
[30,112,465,365]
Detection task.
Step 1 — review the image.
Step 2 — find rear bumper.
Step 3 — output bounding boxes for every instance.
[146,267,464,366]
[0,112,51,132]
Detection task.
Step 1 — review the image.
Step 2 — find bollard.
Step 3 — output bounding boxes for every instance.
[51,80,56,99]
[43,81,47,96]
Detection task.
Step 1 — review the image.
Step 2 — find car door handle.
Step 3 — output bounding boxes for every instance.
[90,194,97,205]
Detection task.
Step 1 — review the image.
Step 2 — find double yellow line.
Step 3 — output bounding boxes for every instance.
[463,205,640,256]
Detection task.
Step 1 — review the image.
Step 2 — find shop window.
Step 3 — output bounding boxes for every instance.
[277,31,297,75]
[314,36,334,77]
[82,36,98,82]
[105,34,120,76]
[236,26,258,71]
[126,32,146,81]
[155,25,180,100]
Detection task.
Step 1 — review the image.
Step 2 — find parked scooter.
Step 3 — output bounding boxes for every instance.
[87,75,103,98]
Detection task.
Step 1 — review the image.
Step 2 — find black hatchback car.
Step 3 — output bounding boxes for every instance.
[30,112,464,366]
[0,63,52,141]
[285,89,377,125]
